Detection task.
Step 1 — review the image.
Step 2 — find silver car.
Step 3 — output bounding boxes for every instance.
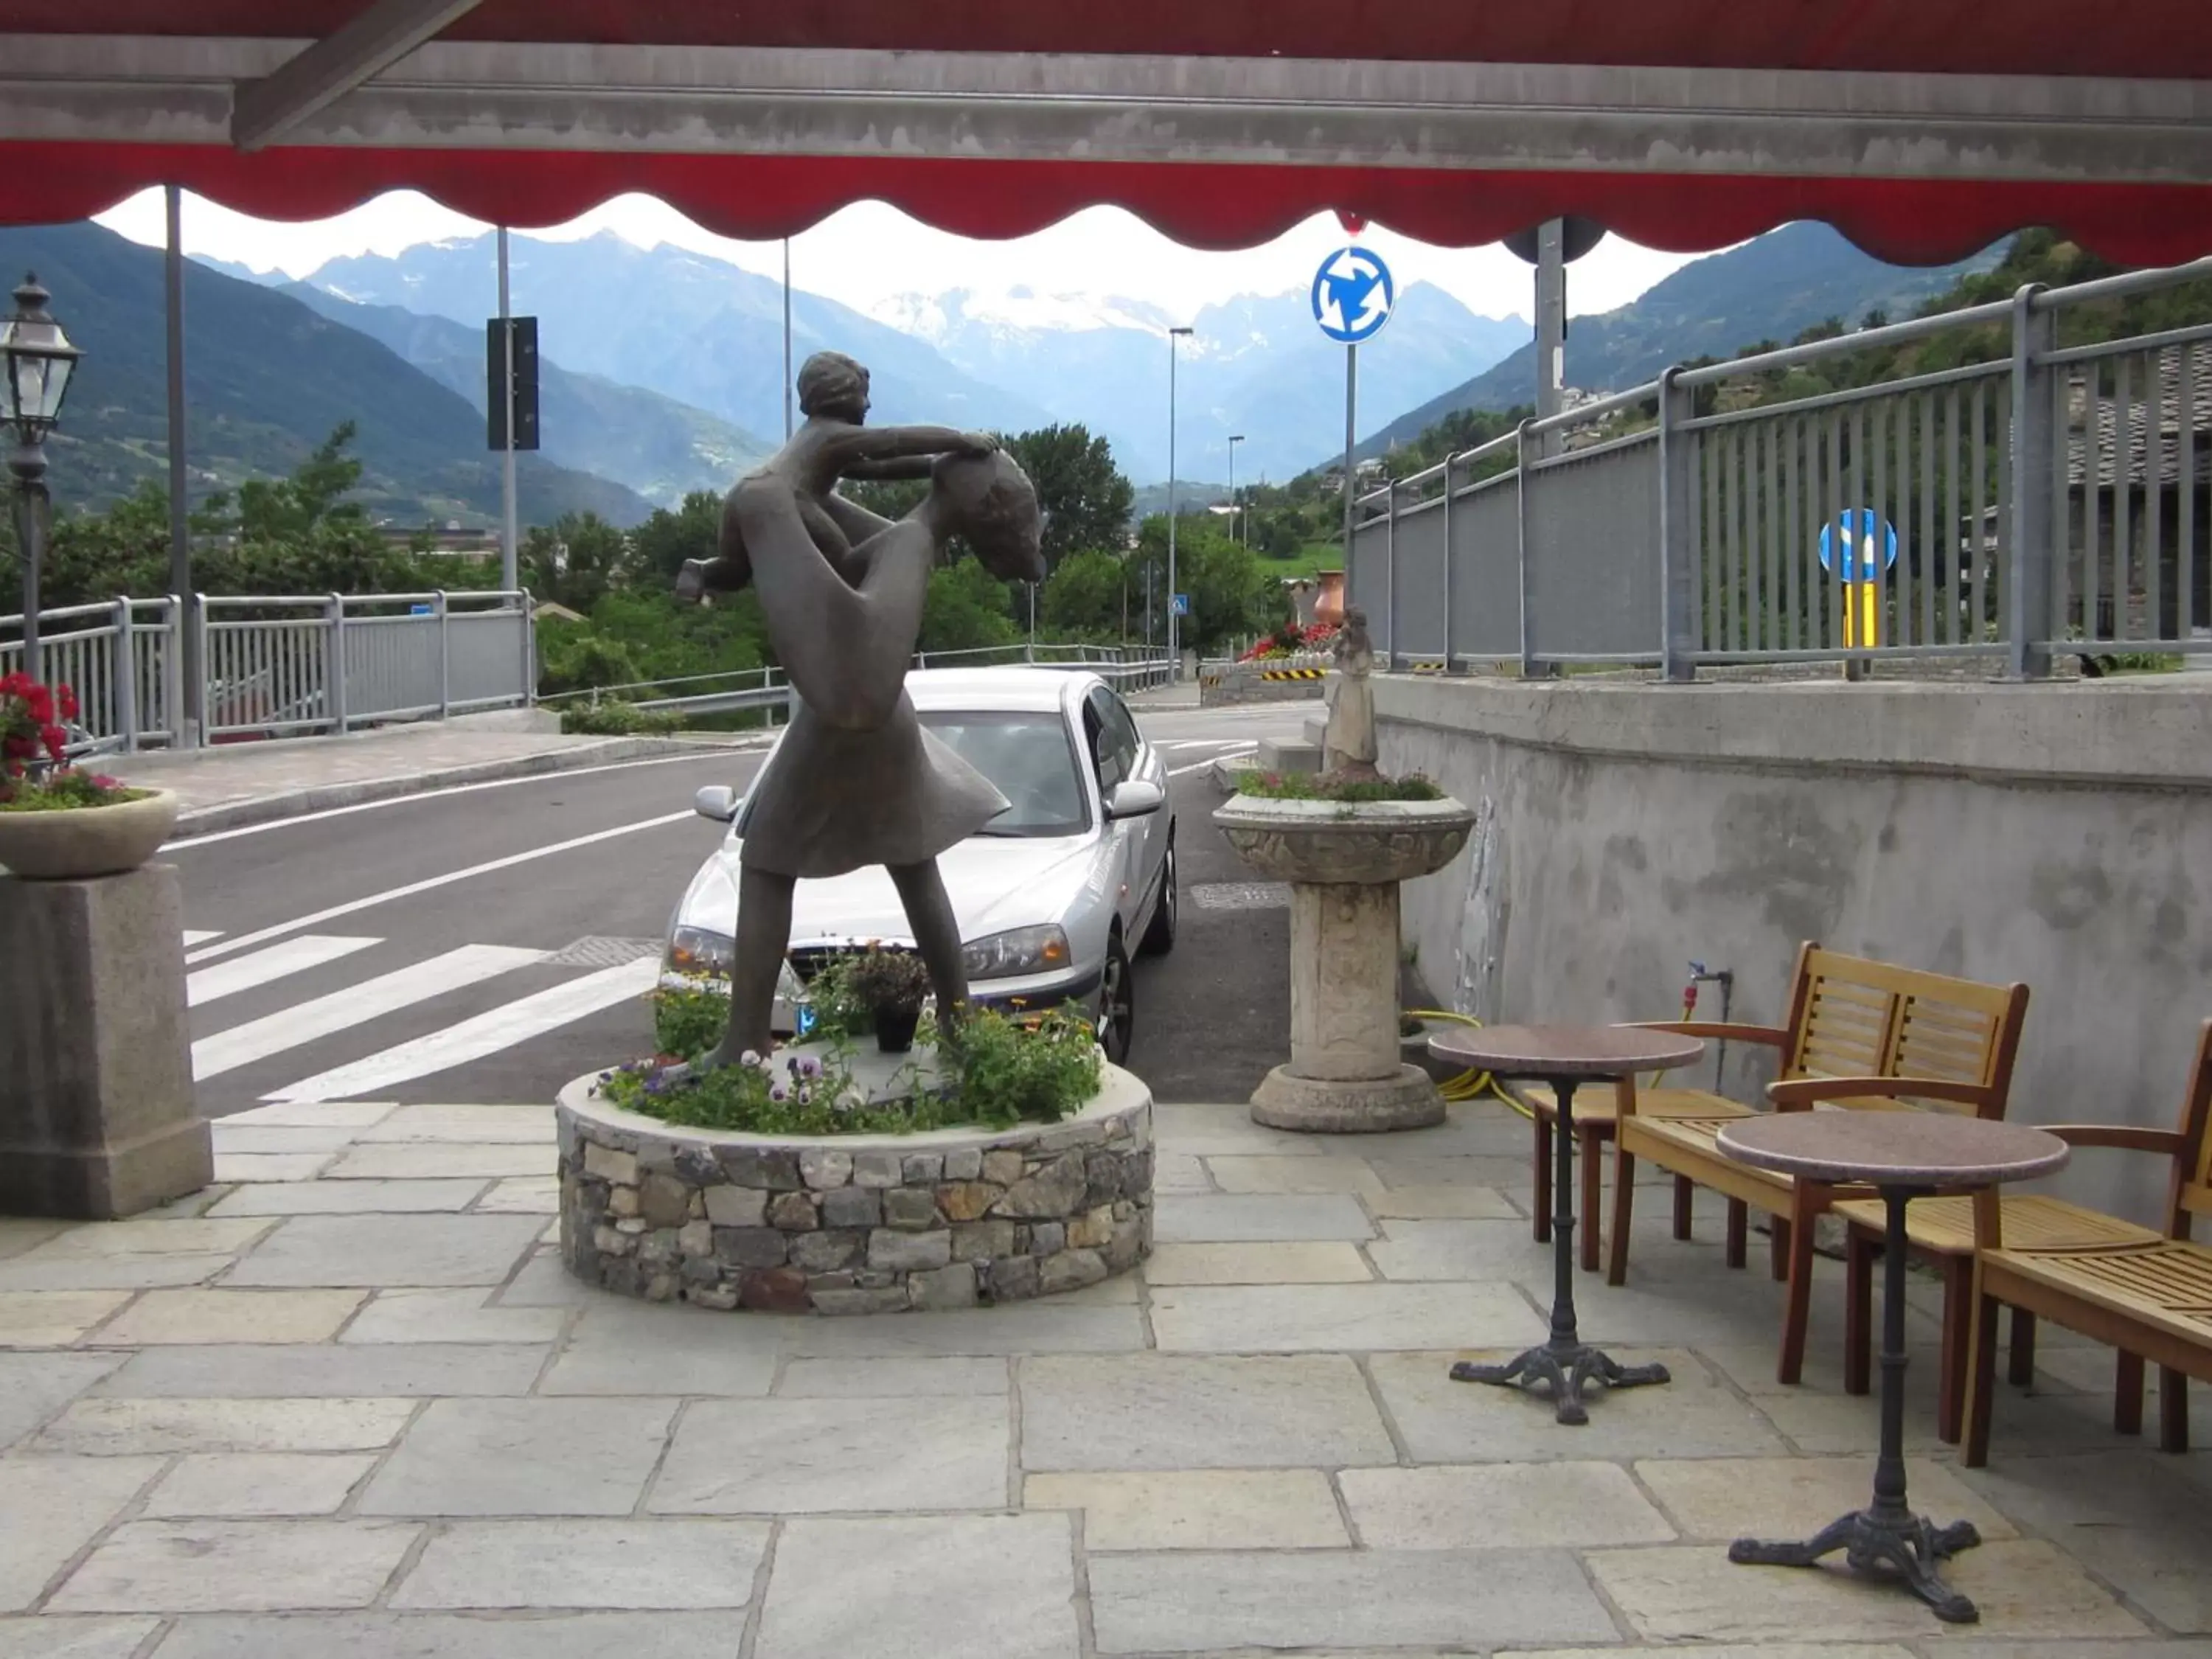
[667,668,1177,1063]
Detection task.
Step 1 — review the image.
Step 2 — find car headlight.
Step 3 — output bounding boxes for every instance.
[667,926,735,978]
[962,924,1073,981]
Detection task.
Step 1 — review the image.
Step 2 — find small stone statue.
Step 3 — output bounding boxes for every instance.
[1321,606,1380,781]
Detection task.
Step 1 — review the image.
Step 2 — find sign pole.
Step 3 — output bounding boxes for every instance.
[498,226,518,594]
[1341,341,1358,570]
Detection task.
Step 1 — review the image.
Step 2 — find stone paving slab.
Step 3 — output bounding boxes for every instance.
[757,1514,1077,1659]
[360,1397,676,1517]
[142,1452,378,1517]
[147,1611,749,1658]
[1020,1352,1394,1471]
[49,1520,423,1613]
[1025,1469,1349,1549]
[1088,1548,1619,1652]
[0,1093,2197,1652]
[650,1397,1012,1514]
[390,1519,771,1609]
[0,1618,161,1658]
[33,1397,416,1455]
[0,1455,164,1612]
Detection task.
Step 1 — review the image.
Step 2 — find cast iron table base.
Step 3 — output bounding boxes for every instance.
[1450,1075,1669,1425]
[1726,1185,1982,1623]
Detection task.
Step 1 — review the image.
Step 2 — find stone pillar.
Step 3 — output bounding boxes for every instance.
[0,865,212,1218]
[1251,878,1444,1133]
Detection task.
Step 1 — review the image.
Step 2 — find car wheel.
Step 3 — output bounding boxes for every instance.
[1138,832,1178,957]
[1096,931,1134,1067]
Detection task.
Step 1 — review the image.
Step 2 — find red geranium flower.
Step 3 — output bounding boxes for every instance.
[56,686,78,720]
[39,723,68,761]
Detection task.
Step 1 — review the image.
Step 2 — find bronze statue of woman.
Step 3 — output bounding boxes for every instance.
[675,352,1046,1068]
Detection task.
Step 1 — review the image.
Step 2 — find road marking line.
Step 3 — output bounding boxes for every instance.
[263,956,661,1103]
[1170,746,1256,777]
[187,935,381,1008]
[192,944,544,1081]
[166,748,762,848]
[183,810,696,965]
[181,930,223,947]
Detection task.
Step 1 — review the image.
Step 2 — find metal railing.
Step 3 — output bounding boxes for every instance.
[536,642,1176,719]
[1349,255,2212,679]
[0,591,536,751]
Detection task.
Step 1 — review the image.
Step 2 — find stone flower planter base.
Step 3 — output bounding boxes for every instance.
[1214,794,1475,1135]
[556,1065,1153,1314]
[0,788,178,880]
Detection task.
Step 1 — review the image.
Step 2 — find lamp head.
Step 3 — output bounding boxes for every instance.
[1,273,82,442]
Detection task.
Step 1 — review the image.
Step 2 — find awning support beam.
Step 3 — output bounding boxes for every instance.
[231,0,485,151]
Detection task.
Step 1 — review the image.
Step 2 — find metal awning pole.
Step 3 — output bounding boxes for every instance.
[498,226,518,594]
[166,183,198,745]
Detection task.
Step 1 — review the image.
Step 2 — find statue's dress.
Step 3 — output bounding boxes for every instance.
[726,471,1005,880]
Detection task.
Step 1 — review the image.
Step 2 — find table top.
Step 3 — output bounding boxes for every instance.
[1425,1023,1705,1079]
[1717,1112,2070,1187]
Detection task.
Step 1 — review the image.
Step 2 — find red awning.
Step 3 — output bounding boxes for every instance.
[1,2,2208,262]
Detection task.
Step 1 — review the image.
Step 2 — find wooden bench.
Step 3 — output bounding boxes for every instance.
[1608,943,2030,1388]
[1964,1019,2212,1467]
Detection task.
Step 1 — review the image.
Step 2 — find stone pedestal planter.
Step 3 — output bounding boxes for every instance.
[0,864,212,1217]
[1214,795,1475,1133]
[0,789,178,880]
[556,1064,1154,1313]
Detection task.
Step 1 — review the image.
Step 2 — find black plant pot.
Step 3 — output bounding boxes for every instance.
[874,1004,922,1054]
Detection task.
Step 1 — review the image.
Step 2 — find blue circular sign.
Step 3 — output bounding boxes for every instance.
[1312,246,1396,344]
[1818,509,1899,583]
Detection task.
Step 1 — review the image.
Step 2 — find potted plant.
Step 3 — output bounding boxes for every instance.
[844,945,932,1054]
[0,674,175,880]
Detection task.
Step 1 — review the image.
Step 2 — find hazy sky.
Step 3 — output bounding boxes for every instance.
[96,188,1707,326]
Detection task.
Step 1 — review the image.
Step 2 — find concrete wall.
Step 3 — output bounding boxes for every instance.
[1198,656,1332,709]
[1377,675,2212,1223]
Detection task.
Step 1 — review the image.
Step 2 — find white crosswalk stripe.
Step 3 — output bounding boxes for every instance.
[263,956,661,1104]
[192,944,544,1082]
[181,929,223,947]
[186,935,380,1008]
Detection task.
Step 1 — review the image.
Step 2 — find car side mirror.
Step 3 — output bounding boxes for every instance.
[694,785,741,823]
[1105,779,1166,820]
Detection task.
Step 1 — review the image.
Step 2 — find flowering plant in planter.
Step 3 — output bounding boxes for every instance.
[0,673,145,811]
[844,945,933,1053]
[1239,620,1339,662]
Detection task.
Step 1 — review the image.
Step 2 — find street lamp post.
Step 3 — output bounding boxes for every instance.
[1165,325,1193,674]
[1227,434,1246,549]
[2,273,84,689]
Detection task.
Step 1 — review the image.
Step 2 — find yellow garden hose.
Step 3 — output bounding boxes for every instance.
[1405,993,1701,1117]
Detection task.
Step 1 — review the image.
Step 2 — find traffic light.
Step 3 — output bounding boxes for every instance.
[485,316,540,452]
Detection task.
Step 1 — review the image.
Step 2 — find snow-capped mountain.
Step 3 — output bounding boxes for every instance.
[266,232,1526,488]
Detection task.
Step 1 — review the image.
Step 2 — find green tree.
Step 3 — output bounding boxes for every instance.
[628,490,723,585]
[521,512,627,613]
[1127,514,1281,655]
[1040,548,1127,638]
[919,554,1020,654]
[1001,424,1133,571]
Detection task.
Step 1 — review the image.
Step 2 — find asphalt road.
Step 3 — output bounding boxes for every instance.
[168,698,1313,1117]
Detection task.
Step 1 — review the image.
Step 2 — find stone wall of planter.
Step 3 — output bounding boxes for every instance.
[1197,655,1332,708]
[555,1066,1154,1314]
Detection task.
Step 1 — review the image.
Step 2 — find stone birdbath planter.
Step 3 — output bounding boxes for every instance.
[1214,793,1475,1131]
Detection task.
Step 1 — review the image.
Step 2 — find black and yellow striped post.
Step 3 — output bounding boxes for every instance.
[1260,667,1326,681]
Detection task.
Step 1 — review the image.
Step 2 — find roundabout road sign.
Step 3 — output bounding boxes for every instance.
[1312,246,1396,345]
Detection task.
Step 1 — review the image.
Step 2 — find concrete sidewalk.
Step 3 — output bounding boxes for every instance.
[108,717,764,838]
[1,1095,2204,1657]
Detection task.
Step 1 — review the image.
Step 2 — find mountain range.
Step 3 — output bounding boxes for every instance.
[1360,223,2008,458]
[0,220,653,527]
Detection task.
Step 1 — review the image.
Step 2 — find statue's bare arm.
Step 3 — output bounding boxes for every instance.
[818,424,996,472]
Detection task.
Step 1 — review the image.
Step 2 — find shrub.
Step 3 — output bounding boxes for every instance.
[653,981,728,1060]
[559,699,683,737]
[1231,770,1444,802]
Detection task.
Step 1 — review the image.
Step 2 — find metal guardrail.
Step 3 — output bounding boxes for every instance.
[538,642,1176,719]
[1349,254,2212,680]
[0,591,536,752]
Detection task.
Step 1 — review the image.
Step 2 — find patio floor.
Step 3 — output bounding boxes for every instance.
[2,1096,2208,1658]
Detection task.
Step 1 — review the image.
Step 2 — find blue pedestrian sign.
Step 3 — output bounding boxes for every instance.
[1171,593,1191,618]
[1818,509,1899,583]
[409,602,434,616]
[1311,246,1396,345]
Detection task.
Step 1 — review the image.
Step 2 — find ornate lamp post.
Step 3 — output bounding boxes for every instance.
[2,273,84,686]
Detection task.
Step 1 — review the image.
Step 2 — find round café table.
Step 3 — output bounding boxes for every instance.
[1717,1111,2069,1625]
[1427,1023,1705,1425]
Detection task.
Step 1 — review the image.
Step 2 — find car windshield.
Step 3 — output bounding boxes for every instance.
[918,709,1089,838]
